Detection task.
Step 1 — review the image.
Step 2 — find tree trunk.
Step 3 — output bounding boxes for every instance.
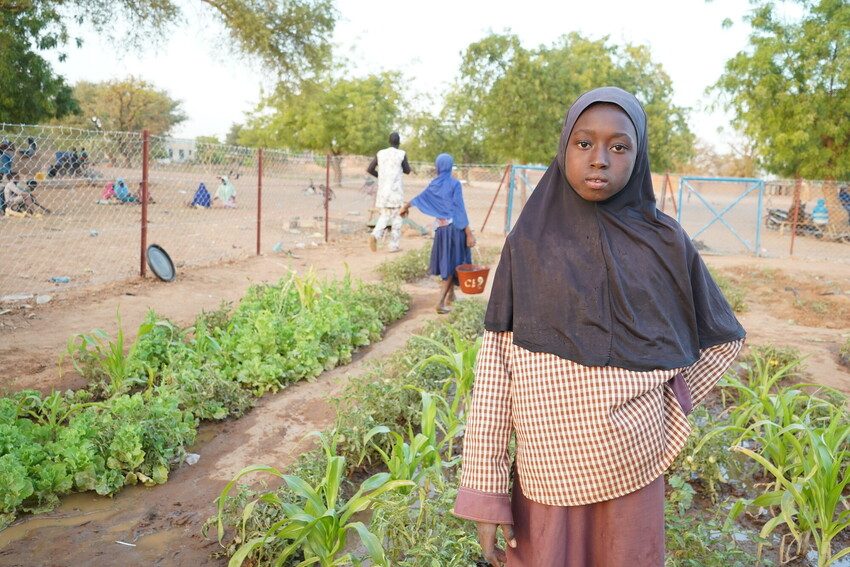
[331,154,343,187]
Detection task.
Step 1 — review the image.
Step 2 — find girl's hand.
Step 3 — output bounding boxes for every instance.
[476,522,516,566]
[467,234,477,248]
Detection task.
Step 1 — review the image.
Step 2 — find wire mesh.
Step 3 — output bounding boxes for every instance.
[0,124,142,296]
[5,120,847,298]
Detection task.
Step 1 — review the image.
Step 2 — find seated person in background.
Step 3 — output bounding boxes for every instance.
[214,175,236,208]
[4,172,36,215]
[0,173,11,213]
[839,186,850,225]
[189,182,212,208]
[18,138,37,158]
[812,198,829,226]
[113,178,140,203]
[102,182,116,200]
[0,143,13,176]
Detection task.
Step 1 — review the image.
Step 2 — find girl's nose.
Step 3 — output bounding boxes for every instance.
[591,149,608,168]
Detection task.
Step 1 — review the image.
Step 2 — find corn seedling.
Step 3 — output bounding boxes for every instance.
[215,459,413,567]
[15,390,100,428]
[732,413,850,566]
[412,328,481,418]
[361,426,436,493]
[63,312,152,397]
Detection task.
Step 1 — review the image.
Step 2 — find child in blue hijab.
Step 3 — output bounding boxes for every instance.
[189,182,212,208]
[114,178,139,203]
[400,153,476,313]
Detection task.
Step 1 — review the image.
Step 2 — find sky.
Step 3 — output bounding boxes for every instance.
[48,0,756,151]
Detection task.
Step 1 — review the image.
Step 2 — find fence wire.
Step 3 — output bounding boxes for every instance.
[4,122,848,298]
[0,125,510,297]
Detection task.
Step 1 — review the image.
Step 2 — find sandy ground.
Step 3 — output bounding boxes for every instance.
[0,231,848,566]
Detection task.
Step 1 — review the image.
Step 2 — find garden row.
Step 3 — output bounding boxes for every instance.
[212,309,850,566]
[0,269,410,529]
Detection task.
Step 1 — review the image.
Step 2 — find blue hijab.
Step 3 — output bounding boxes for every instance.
[191,182,211,207]
[410,153,469,229]
[114,178,130,200]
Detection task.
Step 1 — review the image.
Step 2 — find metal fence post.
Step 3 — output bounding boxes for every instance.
[257,148,263,256]
[676,177,685,223]
[140,129,149,277]
[789,177,802,256]
[481,163,511,233]
[755,180,764,256]
[324,154,330,243]
[505,166,515,234]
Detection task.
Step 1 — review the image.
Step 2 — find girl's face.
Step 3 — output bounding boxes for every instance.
[564,103,637,202]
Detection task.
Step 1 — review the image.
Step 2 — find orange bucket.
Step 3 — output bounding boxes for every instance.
[456,263,490,295]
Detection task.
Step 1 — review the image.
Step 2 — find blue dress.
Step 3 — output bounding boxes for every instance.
[410,154,472,283]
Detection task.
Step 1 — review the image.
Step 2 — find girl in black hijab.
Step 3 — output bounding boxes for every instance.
[453,87,745,567]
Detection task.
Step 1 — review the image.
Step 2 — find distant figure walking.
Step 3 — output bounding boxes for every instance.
[366,132,411,253]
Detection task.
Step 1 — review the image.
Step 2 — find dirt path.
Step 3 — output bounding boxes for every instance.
[0,283,442,567]
[707,254,850,395]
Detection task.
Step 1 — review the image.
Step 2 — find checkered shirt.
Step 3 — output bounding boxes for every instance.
[455,331,743,520]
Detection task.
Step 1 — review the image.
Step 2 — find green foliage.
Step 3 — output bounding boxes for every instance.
[361,426,436,493]
[375,245,432,283]
[710,269,747,313]
[215,457,413,567]
[669,406,748,501]
[371,484,483,567]
[417,32,694,170]
[711,345,850,565]
[0,389,196,529]
[214,273,409,395]
[0,8,78,123]
[734,411,850,567]
[665,500,768,567]
[714,0,850,179]
[0,272,409,529]
[413,327,482,419]
[239,72,402,158]
[64,312,147,398]
[55,77,187,135]
[211,299,487,565]
[1,0,336,79]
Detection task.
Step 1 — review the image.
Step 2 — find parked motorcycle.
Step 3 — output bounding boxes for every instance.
[765,203,823,237]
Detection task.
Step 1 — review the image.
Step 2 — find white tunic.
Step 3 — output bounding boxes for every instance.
[375,147,406,208]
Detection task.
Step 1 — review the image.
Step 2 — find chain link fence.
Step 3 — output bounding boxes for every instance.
[503,169,850,262]
[654,174,850,261]
[0,124,511,297]
[5,121,846,298]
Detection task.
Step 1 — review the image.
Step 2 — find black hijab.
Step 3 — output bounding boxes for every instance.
[485,87,745,371]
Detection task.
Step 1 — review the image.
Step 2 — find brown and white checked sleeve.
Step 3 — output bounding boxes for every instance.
[681,339,744,409]
[454,330,514,524]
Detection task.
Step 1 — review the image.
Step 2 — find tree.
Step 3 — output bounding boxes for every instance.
[714,0,850,181]
[685,139,759,178]
[57,77,187,135]
[239,72,403,184]
[0,7,78,123]
[425,32,695,171]
[0,0,337,80]
[225,123,243,146]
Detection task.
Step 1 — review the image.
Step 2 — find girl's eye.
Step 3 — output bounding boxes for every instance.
[611,144,629,153]
[577,141,591,149]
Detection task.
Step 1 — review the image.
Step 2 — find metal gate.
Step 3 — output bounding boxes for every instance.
[677,176,765,256]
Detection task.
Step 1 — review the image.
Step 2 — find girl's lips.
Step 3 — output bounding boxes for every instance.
[585,177,609,190]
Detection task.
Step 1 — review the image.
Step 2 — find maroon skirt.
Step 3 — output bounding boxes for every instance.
[506,475,665,567]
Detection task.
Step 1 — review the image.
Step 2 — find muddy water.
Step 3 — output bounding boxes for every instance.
[0,287,440,567]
